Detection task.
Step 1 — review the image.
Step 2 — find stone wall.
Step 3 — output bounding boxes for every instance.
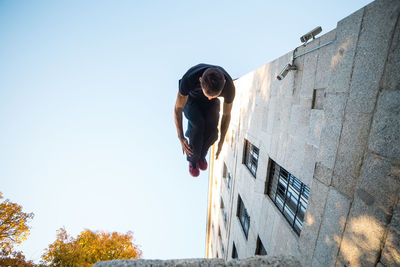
[206,0,400,266]
[300,0,400,266]
[94,255,302,267]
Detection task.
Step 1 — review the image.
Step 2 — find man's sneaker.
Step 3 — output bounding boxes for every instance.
[189,162,200,177]
[199,158,208,171]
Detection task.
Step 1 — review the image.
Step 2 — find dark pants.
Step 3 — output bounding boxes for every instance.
[183,97,220,164]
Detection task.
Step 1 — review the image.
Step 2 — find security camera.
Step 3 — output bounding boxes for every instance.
[300,26,322,44]
[277,63,297,80]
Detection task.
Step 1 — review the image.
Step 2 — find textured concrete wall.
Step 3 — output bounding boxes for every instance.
[206,0,400,266]
[94,255,302,267]
[301,0,400,266]
[207,15,337,266]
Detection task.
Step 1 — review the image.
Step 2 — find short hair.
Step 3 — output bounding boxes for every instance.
[201,68,226,96]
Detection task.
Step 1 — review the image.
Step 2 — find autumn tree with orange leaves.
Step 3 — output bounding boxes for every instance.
[0,192,34,256]
[0,192,36,266]
[42,228,142,266]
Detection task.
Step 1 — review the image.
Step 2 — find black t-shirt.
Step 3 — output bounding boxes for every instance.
[179,63,235,104]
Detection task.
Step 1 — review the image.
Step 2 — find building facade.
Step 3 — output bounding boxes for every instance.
[205,1,400,266]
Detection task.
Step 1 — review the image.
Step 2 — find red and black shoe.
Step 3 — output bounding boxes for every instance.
[189,161,200,177]
[199,158,208,171]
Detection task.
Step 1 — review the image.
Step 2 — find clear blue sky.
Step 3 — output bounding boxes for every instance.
[0,0,372,263]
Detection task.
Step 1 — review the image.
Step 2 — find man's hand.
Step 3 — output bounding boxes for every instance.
[180,137,193,157]
[215,140,224,160]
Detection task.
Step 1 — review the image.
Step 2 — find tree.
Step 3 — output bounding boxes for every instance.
[0,192,34,256]
[0,251,38,267]
[42,228,142,266]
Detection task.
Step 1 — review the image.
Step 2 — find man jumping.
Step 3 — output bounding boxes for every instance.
[174,63,235,177]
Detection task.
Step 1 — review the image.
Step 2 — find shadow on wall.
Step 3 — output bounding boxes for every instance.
[337,215,384,267]
[304,199,399,266]
[330,37,351,69]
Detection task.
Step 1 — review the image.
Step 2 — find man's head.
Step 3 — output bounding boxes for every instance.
[199,68,226,100]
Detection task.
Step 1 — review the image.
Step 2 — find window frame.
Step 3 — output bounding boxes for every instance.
[218,227,224,257]
[232,242,238,259]
[266,159,310,235]
[255,236,267,256]
[242,139,259,178]
[223,162,232,190]
[236,195,250,239]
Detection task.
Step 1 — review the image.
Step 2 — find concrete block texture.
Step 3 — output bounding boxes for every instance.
[317,93,347,169]
[381,199,400,267]
[327,8,364,94]
[332,112,372,198]
[381,12,400,91]
[368,90,400,160]
[357,152,400,216]
[314,162,333,186]
[312,88,325,110]
[346,0,400,114]
[312,188,351,267]
[336,196,391,267]
[301,144,317,187]
[289,105,310,141]
[206,2,400,267]
[298,39,321,100]
[94,256,303,267]
[308,109,324,147]
[315,30,337,90]
[299,179,329,267]
[292,47,305,105]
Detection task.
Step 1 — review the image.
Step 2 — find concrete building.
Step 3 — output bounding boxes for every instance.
[205,0,400,266]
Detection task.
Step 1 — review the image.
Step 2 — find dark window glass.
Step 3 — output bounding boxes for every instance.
[237,195,250,239]
[255,236,267,256]
[223,211,228,227]
[266,159,310,235]
[223,162,228,178]
[218,227,224,257]
[232,242,238,259]
[223,162,231,190]
[243,139,259,178]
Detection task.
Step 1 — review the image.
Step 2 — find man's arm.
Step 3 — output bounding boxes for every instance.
[174,92,193,156]
[216,102,233,159]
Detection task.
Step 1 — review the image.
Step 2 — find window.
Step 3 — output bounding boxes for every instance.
[220,197,228,228]
[266,159,310,235]
[223,162,231,190]
[237,195,250,239]
[223,162,228,178]
[243,139,259,178]
[223,211,228,227]
[218,227,224,257]
[232,242,238,259]
[255,236,267,256]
